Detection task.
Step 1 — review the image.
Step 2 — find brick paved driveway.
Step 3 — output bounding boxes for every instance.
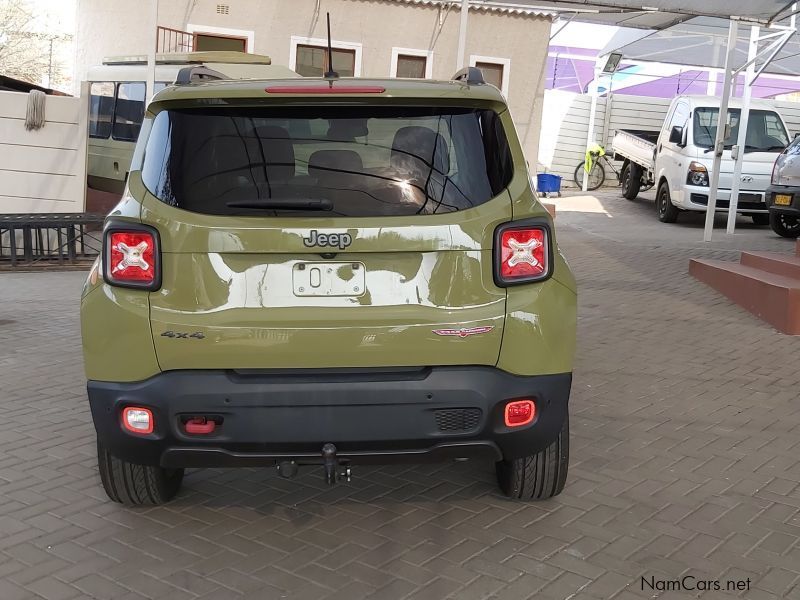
[1,189,799,600]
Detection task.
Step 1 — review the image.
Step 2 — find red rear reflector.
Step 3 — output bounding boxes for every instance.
[265,86,385,94]
[185,417,216,435]
[108,231,155,283]
[122,407,154,435]
[505,400,535,427]
[498,227,548,283]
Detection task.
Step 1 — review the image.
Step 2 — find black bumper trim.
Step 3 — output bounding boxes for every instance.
[161,442,502,469]
[88,367,571,468]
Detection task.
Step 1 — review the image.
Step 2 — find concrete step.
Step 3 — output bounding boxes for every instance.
[741,251,800,280]
[689,258,800,334]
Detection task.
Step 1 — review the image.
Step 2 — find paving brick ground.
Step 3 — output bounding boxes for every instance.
[1,188,799,599]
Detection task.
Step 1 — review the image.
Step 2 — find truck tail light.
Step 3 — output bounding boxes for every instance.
[493,222,551,286]
[103,225,161,290]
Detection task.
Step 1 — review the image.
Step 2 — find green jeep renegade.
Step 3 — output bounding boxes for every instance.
[80,66,577,505]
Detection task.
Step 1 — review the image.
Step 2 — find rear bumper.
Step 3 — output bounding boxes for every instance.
[767,186,800,217]
[88,367,571,468]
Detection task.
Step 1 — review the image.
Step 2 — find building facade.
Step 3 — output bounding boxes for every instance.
[75,0,551,164]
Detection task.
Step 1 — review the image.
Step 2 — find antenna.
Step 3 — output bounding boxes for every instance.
[324,12,339,80]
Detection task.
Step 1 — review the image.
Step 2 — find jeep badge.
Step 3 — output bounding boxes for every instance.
[303,230,352,250]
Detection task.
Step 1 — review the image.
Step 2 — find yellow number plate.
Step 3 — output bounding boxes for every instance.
[775,194,792,206]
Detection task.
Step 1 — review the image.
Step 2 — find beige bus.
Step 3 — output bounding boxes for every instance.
[86,51,297,210]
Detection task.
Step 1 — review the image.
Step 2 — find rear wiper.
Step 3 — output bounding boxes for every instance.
[226,198,333,211]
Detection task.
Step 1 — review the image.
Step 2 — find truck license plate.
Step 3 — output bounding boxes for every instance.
[775,194,792,206]
[292,262,366,297]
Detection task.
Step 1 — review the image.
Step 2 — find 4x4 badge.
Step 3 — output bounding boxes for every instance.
[433,326,494,338]
[161,331,205,339]
[303,230,352,250]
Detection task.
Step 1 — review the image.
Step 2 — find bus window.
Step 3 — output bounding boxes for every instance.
[113,82,146,142]
[89,82,114,139]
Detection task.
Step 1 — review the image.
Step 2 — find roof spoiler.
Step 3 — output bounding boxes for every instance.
[175,65,229,85]
[452,67,485,85]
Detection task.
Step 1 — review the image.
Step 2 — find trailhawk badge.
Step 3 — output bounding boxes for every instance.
[303,230,352,250]
[433,326,495,338]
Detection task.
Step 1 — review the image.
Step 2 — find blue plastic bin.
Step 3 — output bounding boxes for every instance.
[536,173,562,195]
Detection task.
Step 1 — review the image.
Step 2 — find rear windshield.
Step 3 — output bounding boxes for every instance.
[140,106,513,217]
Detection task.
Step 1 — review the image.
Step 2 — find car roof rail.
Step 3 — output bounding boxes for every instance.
[452,67,485,86]
[174,65,229,85]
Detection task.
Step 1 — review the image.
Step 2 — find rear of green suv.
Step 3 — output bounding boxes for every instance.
[81,74,577,505]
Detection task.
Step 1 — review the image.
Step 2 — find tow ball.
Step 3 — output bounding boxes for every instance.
[275,443,352,486]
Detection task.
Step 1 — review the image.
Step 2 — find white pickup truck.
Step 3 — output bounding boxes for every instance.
[612,95,791,223]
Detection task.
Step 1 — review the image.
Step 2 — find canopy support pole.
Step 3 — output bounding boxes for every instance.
[727,25,759,235]
[146,0,158,102]
[583,65,601,192]
[704,19,739,242]
[456,0,469,70]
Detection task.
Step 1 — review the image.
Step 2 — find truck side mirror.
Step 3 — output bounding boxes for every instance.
[669,125,684,145]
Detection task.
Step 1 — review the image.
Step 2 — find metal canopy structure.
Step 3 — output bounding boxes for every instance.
[479,0,797,28]
[599,16,800,76]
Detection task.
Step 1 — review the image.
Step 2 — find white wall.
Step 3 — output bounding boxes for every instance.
[0,87,88,213]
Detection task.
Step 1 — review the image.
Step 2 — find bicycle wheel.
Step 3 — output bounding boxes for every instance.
[573,160,606,191]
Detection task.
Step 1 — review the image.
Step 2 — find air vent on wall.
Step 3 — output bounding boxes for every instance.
[216,4,230,14]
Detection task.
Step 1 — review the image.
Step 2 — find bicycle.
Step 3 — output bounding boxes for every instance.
[572,146,620,191]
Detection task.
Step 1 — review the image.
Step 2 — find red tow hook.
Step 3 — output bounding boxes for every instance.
[185,417,216,435]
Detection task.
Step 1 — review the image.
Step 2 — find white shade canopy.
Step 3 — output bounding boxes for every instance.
[599,16,800,76]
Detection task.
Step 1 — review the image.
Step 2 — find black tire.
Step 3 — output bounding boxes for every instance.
[751,214,770,226]
[769,211,800,238]
[496,416,569,500]
[656,181,679,223]
[97,440,184,505]
[621,162,642,200]
[573,161,605,191]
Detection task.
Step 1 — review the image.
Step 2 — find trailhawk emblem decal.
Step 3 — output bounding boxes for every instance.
[433,326,495,338]
[303,230,352,250]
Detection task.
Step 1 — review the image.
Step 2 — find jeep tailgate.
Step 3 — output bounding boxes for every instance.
[145,199,510,370]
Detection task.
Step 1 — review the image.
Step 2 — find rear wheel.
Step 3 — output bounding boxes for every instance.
[496,417,569,500]
[769,212,800,238]
[97,440,184,505]
[751,214,770,226]
[621,162,642,200]
[573,161,605,191]
[657,182,679,223]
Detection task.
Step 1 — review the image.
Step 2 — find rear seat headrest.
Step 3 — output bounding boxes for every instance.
[390,126,450,176]
[308,150,364,180]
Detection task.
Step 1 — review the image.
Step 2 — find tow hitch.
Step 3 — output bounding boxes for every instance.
[275,444,352,486]
[322,443,351,485]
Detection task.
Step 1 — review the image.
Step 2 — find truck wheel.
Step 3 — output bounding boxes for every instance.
[751,214,769,226]
[621,163,642,200]
[769,212,800,238]
[97,440,184,505]
[496,417,569,500]
[657,182,679,223]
